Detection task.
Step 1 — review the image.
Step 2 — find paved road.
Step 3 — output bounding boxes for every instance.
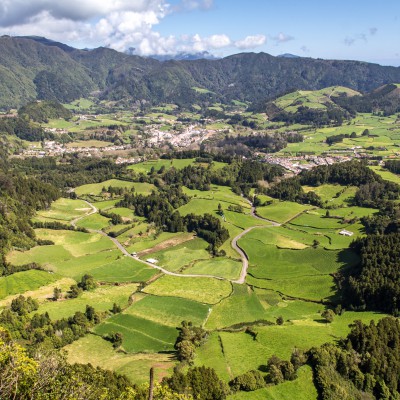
[71,198,280,284]
[72,199,228,281]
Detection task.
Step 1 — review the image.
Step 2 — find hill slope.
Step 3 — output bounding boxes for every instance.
[1,36,400,109]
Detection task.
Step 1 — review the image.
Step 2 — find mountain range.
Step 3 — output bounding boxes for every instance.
[1,35,400,109]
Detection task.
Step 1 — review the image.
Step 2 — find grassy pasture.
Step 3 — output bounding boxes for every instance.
[128,159,195,174]
[370,165,400,184]
[145,238,210,272]
[36,198,91,222]
[35,229,95,246]
[143,275,233,304]
[125,294,209,327]
[7,245,73,269]
[184,257,242,280]
[0,270,61,300]
[127,231,185,253]
[75,213,111,230]
[0,277,75,308]
[228,365,317,400]
[75,180,156,197]
[47,250,121,279]
[302,184,357,205]
[256,201,313,223]
[36,283,138,320]
[66,334,175,384]
[204,309,383,378]
[247,274,336,302]
[92,199,119,211]
[205,284,267,330]
[90,256,157,283]
[94,313,177,353]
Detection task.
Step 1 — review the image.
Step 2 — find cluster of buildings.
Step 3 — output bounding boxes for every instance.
[145,124,216,148]
[262,154,352,174]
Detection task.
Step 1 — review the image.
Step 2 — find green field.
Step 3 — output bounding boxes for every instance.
[128,159,195,174]
[125,294,210,327]
[75,180,156,197]
[228,365,317,400]
[66,334,175,384]
[197,310,384,379]
[36,198,92,222]
[256,201,313,223]
[184,257,242,280]
[89,256,157,283]
[75,213,111,230]
[94,313,178,353]
[206,284,267,329]
[370,165,400,184]
[143,275,233,304]
[0,270,61,300]
[145,238,210,272]
[36,283,138,320]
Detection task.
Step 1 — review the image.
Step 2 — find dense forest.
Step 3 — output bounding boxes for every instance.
[309,317,400,400]
[341,234,400,314]
[18,100,72,123]
[0,165,60,271]
[266,160,400,209]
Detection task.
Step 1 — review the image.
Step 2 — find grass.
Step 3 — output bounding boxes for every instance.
[370,165,400,184]
[7,245,74,268]
[206,310,383,378]
[94,313,178,353]
[146,238,210,272]
[74,180,156,197]
[90,256,157,283]
[128,159,195,174]
[184,257,242,280]
[75,213,111,230]
[206,284,268,329]
[247,274,337,302]
[127,232,185,253]
[143,275,233,304]
[256,202,313,223]
[36,283,138,320]
[36,198,92,222]
[0,270,61,300]
[46,250,121,279]
[0,277,76,308]
[228,365,317,399]
[124,294,210,327]
[66,334,175,384]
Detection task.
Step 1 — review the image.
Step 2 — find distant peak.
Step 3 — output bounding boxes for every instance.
[277,53,301,59]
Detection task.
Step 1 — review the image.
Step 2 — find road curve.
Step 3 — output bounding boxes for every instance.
[71,198,280,284]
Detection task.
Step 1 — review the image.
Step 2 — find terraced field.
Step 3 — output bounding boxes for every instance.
[4,162,392,396]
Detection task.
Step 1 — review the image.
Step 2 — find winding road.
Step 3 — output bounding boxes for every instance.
[72,198,279,284]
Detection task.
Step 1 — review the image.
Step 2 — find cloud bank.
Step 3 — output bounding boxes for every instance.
[0,0,267,55]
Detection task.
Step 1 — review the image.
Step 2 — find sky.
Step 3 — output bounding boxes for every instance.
[0,0,399,65]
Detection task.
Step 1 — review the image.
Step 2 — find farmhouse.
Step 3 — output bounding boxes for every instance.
[339,229,354,237]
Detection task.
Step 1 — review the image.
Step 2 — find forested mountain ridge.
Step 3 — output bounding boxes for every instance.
[2,36,400,109]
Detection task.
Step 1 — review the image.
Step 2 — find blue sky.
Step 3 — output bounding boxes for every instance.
[0,0,399,65]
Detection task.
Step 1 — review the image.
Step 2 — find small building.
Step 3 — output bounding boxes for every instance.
[339,229,354,237]
[146,258,159,264]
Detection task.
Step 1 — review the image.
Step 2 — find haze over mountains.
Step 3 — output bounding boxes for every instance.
[1,35,400,109]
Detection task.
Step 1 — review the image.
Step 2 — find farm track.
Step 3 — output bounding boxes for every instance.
[72,198,281,285]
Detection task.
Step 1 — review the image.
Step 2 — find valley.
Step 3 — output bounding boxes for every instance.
[0,37,399,399]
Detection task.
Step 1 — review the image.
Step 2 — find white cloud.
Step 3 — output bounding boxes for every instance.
[271,32,294,44]
[234,34,266,50]
[0,0,266,55]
